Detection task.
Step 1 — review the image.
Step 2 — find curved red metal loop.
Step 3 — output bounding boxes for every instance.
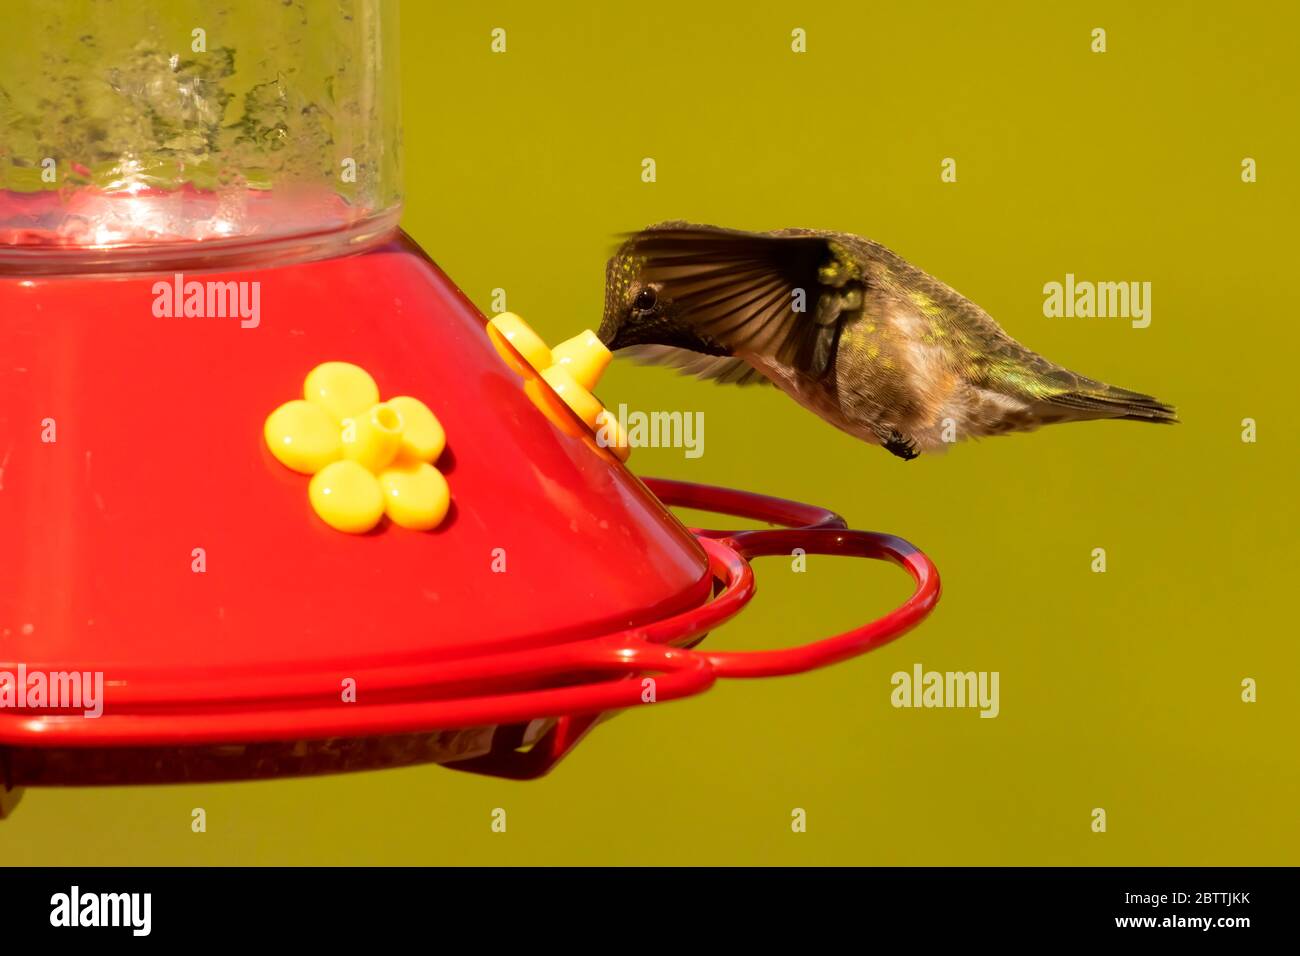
[641,476,847,535]
[701,528,939,677]
[642,479,942,679]
[0,637,716,746]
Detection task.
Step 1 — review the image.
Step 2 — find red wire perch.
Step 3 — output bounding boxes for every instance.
[453,479,943,777]
[641,478,941,678]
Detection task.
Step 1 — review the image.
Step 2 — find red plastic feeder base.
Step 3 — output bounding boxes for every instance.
[0,479,939,792]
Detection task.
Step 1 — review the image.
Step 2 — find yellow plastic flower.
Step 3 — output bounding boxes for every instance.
[486,313,631,460]
[265,362,450,533]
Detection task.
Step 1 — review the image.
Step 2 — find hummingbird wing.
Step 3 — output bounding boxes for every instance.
[618,345,773,385]
[626,224,866,380]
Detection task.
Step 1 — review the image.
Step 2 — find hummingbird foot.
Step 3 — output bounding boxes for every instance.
[882,430,920,461]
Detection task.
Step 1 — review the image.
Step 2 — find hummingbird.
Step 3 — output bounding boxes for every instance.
[596,222,1177,460]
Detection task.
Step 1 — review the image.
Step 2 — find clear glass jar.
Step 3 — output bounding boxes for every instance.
[0,0,401,273]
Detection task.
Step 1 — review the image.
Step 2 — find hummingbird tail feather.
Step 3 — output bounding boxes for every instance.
[1046,382,1179,424]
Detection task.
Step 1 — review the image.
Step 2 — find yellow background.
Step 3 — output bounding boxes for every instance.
[5,0,1297,865]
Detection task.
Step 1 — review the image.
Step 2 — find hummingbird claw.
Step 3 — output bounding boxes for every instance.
[883,430,920,461]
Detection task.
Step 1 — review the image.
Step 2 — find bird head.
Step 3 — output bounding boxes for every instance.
[597,226,732,356]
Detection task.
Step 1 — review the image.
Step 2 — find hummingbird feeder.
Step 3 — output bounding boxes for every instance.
[0,0,939,811]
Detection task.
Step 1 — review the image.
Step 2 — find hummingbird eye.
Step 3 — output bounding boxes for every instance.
[632,287,657,312]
